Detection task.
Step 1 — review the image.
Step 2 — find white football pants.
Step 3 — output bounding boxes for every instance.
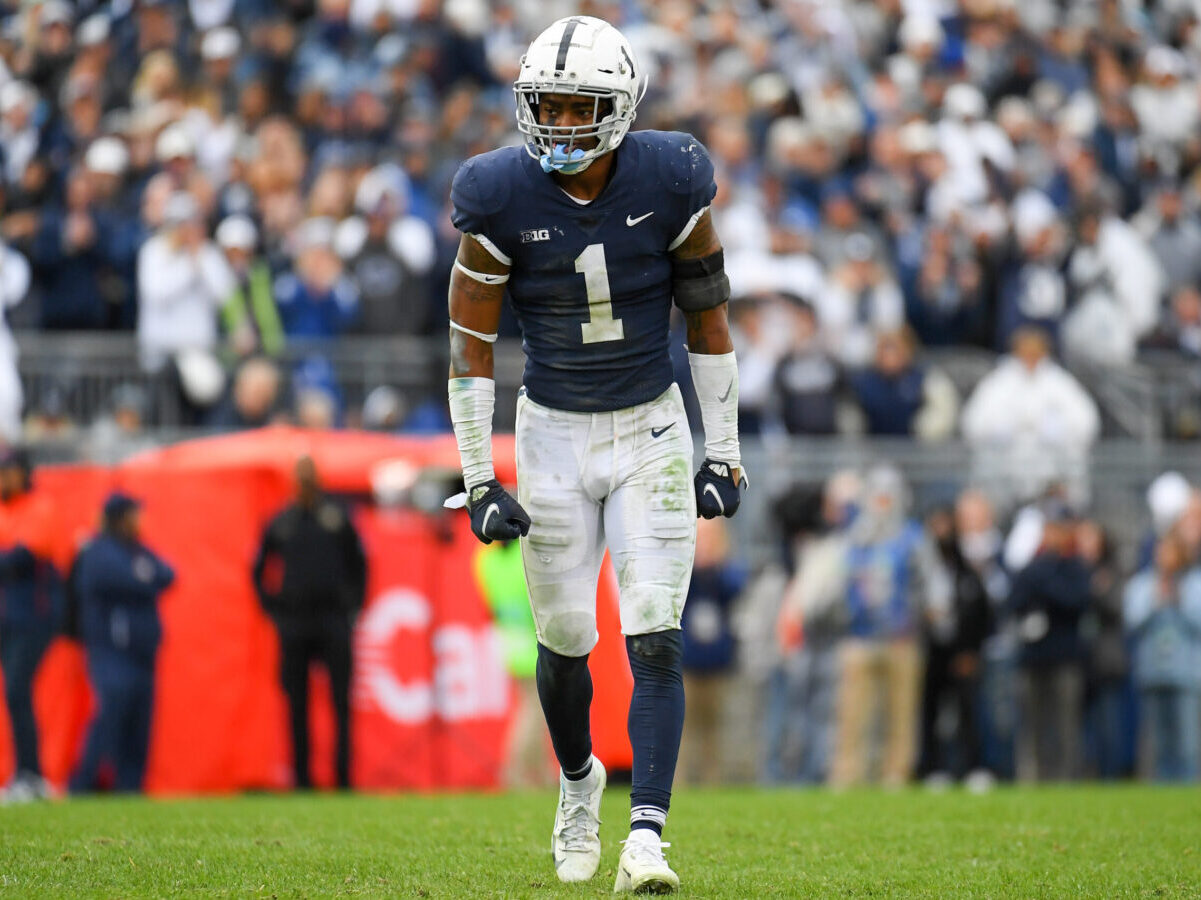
[515,384,697,658]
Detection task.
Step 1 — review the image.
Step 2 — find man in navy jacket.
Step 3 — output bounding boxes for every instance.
[0,448,67,802]
[70,493,174,793]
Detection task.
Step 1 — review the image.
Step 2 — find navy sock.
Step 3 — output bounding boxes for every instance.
[536,643,593,777]
[626,630,684,836]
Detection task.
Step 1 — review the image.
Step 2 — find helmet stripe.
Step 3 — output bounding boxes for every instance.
[555,17,582,73]
[620,45,635,78]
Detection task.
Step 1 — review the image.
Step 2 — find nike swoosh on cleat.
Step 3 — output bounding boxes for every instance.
[626,211,654,226]
[651,423,675,438]
[482,502,501,534]
[717,380,733,403]
[703,483,725,515]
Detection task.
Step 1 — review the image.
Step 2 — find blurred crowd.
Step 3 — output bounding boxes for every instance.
[682,467,1201,787]
[0,0,1199,452]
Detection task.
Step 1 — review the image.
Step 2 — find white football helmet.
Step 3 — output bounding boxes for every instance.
[514,16,647,174]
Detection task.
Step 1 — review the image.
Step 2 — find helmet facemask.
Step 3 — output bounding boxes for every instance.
[515,84,634,174]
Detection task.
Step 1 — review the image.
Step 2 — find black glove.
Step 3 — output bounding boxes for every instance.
[466,479,531,544]
[694,458,747,519]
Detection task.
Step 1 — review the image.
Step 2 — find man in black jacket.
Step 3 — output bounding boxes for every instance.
[1009,500,1092,782]
[919,499,996,786]
[253,456,366,789]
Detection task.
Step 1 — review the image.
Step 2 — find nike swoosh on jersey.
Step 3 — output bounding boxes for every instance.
[482,502,501,535]
[703,482,725,515]
[626,211,654,226]
[717,380,733,403]
[651,423,675,438]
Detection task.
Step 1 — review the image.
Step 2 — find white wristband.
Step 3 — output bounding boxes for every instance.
[448,376,496,488]
[687,350,740,467]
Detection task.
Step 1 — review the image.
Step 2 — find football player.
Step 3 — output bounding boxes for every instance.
[446,16,745,894]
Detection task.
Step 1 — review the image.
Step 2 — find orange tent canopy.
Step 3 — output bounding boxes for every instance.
[121,426,518,493]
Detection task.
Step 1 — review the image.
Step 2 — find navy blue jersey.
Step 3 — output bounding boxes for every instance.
[451,130,716,413]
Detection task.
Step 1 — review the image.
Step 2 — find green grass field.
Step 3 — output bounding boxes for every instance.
[2,785,1199,897]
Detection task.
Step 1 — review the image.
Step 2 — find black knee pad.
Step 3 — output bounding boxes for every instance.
[626,630,683,670]
[537,642,590,677]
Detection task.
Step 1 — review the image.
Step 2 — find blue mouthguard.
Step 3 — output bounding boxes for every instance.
[540,144,589,173]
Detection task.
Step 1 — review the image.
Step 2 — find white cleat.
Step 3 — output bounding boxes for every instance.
[551,758,606,883]
[614,829,680,894]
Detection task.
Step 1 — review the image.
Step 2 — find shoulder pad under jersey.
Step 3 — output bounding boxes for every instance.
[450,147,519,231]
[643,130,715,197]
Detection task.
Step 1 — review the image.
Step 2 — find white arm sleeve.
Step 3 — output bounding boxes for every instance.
[448,376,496,489]
[688,350,741,467]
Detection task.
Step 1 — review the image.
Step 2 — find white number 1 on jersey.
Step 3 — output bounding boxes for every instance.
[575,243,625,343]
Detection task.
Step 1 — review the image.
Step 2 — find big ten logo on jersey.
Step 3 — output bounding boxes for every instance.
[521,228,551,243]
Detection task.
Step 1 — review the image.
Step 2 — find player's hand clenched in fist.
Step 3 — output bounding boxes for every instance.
[694,459,747,519]
[466,479,531,544]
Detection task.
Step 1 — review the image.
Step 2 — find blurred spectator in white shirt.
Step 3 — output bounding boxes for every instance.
[962,326,1100,507]
[0,82,41,193]
[0,238,30,440]
[937,84,1014,210]
[136,193,234,373]
[1063,198,1164,366]
[1130,46,1199,158]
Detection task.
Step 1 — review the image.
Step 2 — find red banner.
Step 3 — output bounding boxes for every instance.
[0,428,633,793]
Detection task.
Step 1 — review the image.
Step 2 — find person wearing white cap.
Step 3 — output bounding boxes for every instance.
[1146,472,1193,549]
[995,189,1068,348]
[136,192,235,373]
[29,1,75,105]
[216,215,284,358]
[83,137,131,212]
[200,27,241,114]
[0,82,40,189]
[141,124,216,228]
[73,13,118,109]
[335,163,436,334]
[937,82,1014,215]
[272,218,360,339]
[1132,45,1198,152]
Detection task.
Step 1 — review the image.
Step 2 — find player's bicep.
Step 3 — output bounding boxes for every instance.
[669,210,732,353]
[669,208,722,260]
[449,234,509,378]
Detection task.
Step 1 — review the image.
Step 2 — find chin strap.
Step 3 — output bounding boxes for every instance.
[540,143,592,174]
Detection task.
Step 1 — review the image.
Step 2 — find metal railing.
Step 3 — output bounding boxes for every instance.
[17,332,531,429]
[19,332,1197,440]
